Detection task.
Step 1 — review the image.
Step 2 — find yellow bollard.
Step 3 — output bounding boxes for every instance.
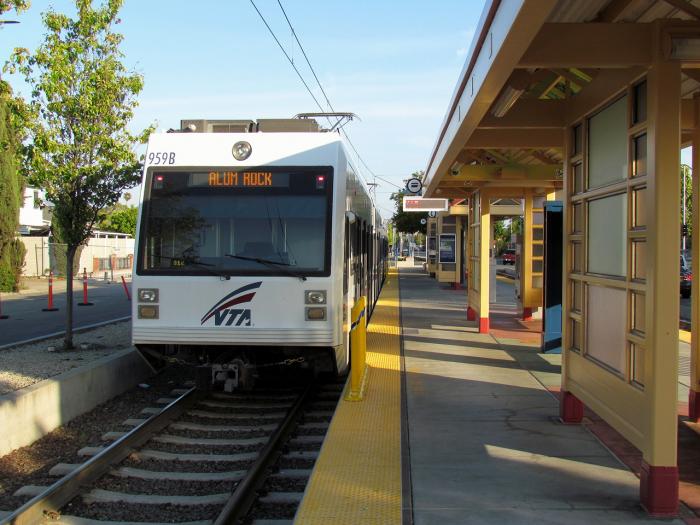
[345,296,368,401]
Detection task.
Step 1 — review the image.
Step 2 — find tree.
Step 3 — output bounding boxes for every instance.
[681,163,693,244]
[8,0,151,348]
[0,1,29,14]
[98,204,137,236]
[0,1,30,292]
[391,170,427,234]
[0,87,24,291]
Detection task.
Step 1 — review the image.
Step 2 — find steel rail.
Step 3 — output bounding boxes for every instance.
[214,383,315,525]
[0,387,201,525]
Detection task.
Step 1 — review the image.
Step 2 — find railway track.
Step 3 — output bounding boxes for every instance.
[1,380,343,525]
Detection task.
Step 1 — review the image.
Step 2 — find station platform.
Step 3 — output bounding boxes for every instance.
[295,266,697,524]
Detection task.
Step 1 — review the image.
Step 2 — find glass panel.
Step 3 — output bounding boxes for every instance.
[572,242,583,272]
[571,319,581,352]
[573,124,582,155]
[533,212,544,225]
[632,134,647,178]
[632,344,644,386]
[532,275,543,289]
[573,162,583,194]
[633,187,646,228]
[633,240,647,281]
[533,228,544,241]
[588,96,628,189]
[632,292,646,334]
[572,281,582,312]
[588,194,627,277]
[533,196,545,209]
[533,259,543,273]
[586,285,627,373]
[533,244,544,257]
[633,81,647,124]
[141,169,331,276]
[572,203,583,234]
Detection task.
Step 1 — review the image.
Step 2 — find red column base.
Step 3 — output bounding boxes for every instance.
[522,306,533,321]
[640,461,678,517]
[479,317,489,333]
[559,390,583,423]
[467,306,476,321]
[690,389,700,422]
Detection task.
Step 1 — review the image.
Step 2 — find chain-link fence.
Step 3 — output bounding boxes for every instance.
[20,237,134,279]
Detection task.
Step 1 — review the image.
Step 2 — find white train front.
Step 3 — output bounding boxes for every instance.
[132,118,387,389]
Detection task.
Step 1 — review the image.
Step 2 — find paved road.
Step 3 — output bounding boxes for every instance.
[0,279,131,347]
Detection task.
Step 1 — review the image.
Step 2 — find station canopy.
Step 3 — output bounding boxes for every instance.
[423,0,700,199]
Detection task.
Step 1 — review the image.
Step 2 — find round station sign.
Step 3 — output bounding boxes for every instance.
[406,178,423,194]
[428,211,437,218]
[420,218,427,225]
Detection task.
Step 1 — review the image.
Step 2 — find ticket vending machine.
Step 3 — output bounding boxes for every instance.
[436,205,468,286]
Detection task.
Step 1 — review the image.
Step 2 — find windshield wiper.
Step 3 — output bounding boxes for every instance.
[150,254,230,280]
[225,253,307,282]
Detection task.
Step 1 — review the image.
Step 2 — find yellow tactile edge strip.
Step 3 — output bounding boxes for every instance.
[294,269,402,524]
[680,329,691,344]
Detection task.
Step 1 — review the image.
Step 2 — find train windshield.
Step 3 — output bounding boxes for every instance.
[138,167,333,276]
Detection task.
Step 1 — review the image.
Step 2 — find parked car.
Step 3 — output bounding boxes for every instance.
[681,255,692,299]
[502,249,516,265]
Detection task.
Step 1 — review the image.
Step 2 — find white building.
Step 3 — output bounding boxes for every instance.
[17,187,51,235]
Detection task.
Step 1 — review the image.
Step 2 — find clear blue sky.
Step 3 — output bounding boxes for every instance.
[0,0,486,218]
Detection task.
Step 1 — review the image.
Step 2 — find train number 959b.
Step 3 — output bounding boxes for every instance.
[148,152,176,165]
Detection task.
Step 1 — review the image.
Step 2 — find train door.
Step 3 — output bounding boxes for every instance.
[344,216,353,356]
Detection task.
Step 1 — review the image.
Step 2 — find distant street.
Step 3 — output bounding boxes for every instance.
[0,278,131,347]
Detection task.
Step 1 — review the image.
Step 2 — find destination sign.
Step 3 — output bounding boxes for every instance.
[207,171,287,187]
[180,171,291,188]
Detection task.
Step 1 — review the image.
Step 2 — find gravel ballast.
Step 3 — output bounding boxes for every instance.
[0,321,132,395]
[0,365,192,511]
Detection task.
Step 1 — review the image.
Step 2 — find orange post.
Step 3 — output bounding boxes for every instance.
[121,275,131,301]
[42,271,59,312]
[78,268,93,306]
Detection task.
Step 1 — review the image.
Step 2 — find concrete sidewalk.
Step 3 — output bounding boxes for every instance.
[399,266,685,524]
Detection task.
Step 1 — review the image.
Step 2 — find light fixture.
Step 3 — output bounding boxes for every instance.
[670,37,700,60]
[138,288,159,303]
[491,85,525,118]
[232,141,252,161]
[305,290,327,304]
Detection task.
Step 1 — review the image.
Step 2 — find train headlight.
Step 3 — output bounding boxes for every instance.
[305,290,327,305]
[138,288,159,303]
[306,307,326,321]
[232,141,252,161]
[138,305,159,319]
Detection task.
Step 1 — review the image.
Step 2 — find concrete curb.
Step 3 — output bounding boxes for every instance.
[0,316,131,351]
[0,348,154,457]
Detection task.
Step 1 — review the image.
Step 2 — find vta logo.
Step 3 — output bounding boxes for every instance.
[200,282,261,327]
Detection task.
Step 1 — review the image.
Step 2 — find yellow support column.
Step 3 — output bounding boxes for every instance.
[690,93,700,421]
[641,51,680,515]
[478,191,490,333]
[521,190,534,320]
[345,296,367,401]
[467,192,479,323]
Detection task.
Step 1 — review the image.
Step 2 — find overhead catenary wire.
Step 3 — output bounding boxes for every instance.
[248,0,326,117]
[256,0,404,191]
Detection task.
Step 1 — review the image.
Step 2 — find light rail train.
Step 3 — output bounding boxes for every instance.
[132,117,387,389]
